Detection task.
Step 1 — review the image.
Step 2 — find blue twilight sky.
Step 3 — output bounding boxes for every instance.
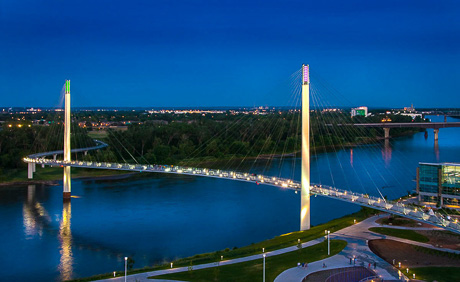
[1,0,459,108]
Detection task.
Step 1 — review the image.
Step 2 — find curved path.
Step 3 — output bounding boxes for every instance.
[27,139,108,159]
[96,214,453,282]
[275,214,460,282]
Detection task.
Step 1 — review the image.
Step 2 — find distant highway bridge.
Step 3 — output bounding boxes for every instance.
[335,122,460,140]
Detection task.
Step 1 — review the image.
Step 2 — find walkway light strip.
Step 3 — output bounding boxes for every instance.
[23,156,460,233]
[302,65,309,84]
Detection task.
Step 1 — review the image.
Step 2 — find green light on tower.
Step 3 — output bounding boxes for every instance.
[65,80,70,94]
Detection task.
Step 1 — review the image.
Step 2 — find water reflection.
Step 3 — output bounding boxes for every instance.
[434,141,440,161]
[350,148,354,166]
[22,185,50,238]
[59,200,73,281]
[22,185,74,280]
[382,139,392,166]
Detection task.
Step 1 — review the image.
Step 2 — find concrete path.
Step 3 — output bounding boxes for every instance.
[97,239,323,282]
[275,214,459,281]
[97,214,454,282]
[275,216,400,282]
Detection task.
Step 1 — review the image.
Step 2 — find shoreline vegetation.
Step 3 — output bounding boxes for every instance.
[1,111,423,185]
[1,128,421,187]
[67,207,377,282]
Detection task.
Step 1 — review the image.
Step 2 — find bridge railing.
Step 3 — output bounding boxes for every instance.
[23,157,460,233]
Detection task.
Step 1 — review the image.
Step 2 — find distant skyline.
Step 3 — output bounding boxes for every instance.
[1,0,459,108]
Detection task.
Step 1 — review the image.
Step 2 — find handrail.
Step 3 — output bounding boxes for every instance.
[23,146,460,234]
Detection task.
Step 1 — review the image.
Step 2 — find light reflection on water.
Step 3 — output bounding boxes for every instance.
[382,139,392,167]
[58,200,73,281]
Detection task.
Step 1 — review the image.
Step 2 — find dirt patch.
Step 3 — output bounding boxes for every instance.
[417,230,460,251]
[368,239,460,268]
[375,216,434,228]
[303,266,376,282]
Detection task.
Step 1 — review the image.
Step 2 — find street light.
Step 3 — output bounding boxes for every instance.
[262,247,265,253]
[124,257,128,282]
[325,230,330,255]
[263,253,266,282]
[113,271,116,277]
[171,262,173,269]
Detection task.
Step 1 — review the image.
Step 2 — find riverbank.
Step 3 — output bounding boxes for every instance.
[0,166,137,187]
[1,128,421,187]
[180,128,422,167]
[67,207,378,281]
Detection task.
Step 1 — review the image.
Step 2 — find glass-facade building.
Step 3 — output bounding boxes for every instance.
[417,162,460,208]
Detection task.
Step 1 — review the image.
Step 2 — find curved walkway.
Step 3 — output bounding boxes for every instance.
[27,139,108,159]
[97,214,448,282]
[275,216,400,282]
[276,214,460,281]
[97,239,324,281]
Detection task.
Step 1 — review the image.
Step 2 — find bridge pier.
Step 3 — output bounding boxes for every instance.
[53,154,57,161]
[383,128,390,139]
[84,151,88,156]
[28,163,34,179]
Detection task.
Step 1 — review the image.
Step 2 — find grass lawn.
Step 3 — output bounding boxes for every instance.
[87,130,108,139]
[369,227,429,243]
[407,267,460,282]
[68,208,376,281]
[1,166,130,183]
[150,240,347,282]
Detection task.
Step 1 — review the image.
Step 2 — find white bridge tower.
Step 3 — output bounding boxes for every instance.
[63,80,71,200]
[300,64,310,230]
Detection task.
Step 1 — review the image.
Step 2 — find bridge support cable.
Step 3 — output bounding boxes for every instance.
[310,71,413,202]
[107,130,140,165]
[311,85,394,201]
[311,70,425,192]
[247,70,302,177]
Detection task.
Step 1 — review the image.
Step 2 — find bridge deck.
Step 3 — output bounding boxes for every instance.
[27,140,108,158]
[24,156,460,234]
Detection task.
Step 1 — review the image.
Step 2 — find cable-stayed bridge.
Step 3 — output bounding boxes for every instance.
[23,67,460,235]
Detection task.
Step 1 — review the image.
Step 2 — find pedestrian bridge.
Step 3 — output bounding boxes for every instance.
[24,151,460,235]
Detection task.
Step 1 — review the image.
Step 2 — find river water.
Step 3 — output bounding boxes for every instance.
[1,116,459,281]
